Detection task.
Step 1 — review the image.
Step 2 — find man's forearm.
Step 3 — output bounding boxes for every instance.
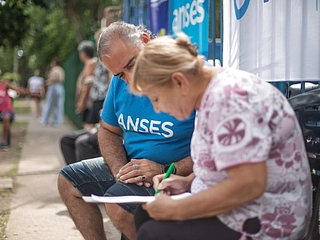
[172,156,193,176]
[97,127,127,178]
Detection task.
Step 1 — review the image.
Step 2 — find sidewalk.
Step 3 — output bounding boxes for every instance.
[4,113,120,240]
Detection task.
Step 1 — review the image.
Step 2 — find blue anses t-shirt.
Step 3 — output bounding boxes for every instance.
[100,76,195,165]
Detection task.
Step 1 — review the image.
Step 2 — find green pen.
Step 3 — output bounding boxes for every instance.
[155,162,175,195]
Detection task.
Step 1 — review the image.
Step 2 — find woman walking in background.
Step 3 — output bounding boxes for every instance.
[27,69,45,118]
[40,58,65,127]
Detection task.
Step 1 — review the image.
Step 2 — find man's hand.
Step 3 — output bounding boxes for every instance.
[116,159,162,187]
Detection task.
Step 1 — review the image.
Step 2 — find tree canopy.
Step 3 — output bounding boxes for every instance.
[0,0,122,85]
[0,0,31,48]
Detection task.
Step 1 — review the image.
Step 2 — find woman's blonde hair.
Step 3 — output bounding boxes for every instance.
[131,33,204,95]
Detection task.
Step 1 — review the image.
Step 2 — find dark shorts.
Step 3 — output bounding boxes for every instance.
[0,111,15,122]
[82,108,89,123]
[59,157,155,214]
[30,92,42,101]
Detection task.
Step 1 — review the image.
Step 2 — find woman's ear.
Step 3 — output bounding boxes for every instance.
[171,72,189,95]
[140,33,150,44]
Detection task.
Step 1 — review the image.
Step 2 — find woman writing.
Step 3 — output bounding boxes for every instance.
[130,34,312,240]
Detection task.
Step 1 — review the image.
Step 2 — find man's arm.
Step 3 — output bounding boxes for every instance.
[117,155,193,187]
[171,156,193,176]
[4,81,29,96]
[98,120,193,185]
[98,120,127,179]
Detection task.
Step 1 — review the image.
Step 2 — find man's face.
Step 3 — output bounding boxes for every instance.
[101,39,141,84]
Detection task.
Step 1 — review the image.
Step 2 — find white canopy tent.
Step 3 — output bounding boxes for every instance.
[222,0,320,83]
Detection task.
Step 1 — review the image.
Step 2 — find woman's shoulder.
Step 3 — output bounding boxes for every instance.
[83,59,97,74]
[88,57,98,65]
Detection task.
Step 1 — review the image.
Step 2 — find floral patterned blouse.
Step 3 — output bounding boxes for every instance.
[191,68,312,239]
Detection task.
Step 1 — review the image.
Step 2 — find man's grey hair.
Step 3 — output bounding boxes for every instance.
[97,21,156,59]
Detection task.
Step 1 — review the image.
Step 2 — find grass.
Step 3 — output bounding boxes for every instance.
[5,122,27,178]
[0,131,27,239]
[0,98,29,239]
[13,98,31,114]
[0,210,10,240]
[0,189,13,239]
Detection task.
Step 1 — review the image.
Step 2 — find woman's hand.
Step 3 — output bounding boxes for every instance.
[76,101,85,113]
[142,194,178,220]
[116,159,162,187]
[153,174,193,195]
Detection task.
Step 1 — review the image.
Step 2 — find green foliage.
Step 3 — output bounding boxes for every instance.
[62,0,122,42]
[0,209,10,239]
[24,0,123,71]
[0,47,14,75]
[0,0,122,87]
[26,5,77,70]
[0,0,50,48]
[0,0,29,48]
[1,72,20,82]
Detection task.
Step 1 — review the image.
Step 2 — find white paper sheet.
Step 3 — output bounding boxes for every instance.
[82,192,192,203]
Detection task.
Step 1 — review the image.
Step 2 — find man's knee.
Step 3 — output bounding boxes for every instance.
[106,203,133,222]
[75,134,89,148]
[57,174,70,194]
[2,113,11,123]
[60,134,74,147]
[106,203,135,237]
[60,135,67,145]
[57,174,82,198]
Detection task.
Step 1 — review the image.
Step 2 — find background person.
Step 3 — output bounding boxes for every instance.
[40,58,65,127]
[57,21,195,240]
[75,40,96,130]
[27,69,45,118]
[0,78,29,150]
[86,27,111,130]
[60,28,110,165]
[60,127,100,165]
[130,34,312,240]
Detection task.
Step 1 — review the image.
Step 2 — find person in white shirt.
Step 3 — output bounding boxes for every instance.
[27,69,45,118]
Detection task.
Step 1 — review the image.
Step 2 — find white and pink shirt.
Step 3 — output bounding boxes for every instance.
[191,68,312,239]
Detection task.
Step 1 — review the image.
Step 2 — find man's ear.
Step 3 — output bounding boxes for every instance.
[140,32,150,44]
[171,72,189,95]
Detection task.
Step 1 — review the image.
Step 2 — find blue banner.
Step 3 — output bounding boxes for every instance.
[148,0,169,36]
[169,0,209,58]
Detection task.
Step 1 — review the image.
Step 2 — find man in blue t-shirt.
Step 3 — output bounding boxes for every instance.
[58,21,195,240]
